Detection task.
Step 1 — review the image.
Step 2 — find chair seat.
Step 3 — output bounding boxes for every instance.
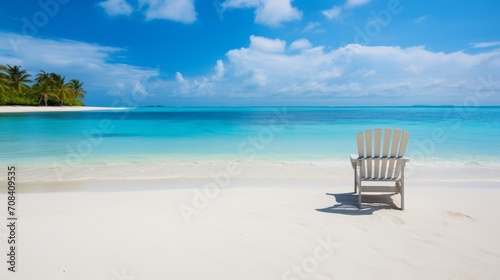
[359,185,399,193]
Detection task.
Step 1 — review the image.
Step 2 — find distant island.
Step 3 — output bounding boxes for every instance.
[0,64,85,106]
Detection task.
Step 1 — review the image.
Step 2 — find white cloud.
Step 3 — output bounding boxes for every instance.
[175,71,186,83]
[173,60,227,95]
[99,0,197,23]
[212,60,225,80]
[175,72,191,93]
[99,0,134,16]
[222,0,302,27]
[4,31,498,105]
[303,22,318,32]
[226,40,347,93]
[174,71,215,96]
[404,64,423,74]
[471,41,500,49]
[249,35,286,52]
[176,35,500,104]
[289,38,312,50]
[323,0,371,20]
[222,0,259,8]
[344,0,370,9]
[322,6,342,20]
[132,80,149,96]
[302,21,325,34]
[250,70,267,86]
[0,31,158,98]
[254,0,302,27]
[140,0,197,23]
[99,0,133,16]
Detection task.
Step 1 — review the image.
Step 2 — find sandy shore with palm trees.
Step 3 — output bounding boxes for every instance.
[0,106,128,113]
[1,65,89,106]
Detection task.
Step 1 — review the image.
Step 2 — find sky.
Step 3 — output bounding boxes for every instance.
[0,0,499,106]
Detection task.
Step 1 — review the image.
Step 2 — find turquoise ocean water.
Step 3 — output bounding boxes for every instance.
[1,106,499,167]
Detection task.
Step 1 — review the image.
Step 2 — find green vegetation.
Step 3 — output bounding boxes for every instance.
[0,65,86,106]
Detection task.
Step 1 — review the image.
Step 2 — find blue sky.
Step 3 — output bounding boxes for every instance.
[0,0,499,106]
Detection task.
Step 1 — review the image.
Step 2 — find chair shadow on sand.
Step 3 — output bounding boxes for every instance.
[316,192,400,216]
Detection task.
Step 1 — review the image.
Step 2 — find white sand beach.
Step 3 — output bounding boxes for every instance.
[0,164,499,280]
[0,106,129,113]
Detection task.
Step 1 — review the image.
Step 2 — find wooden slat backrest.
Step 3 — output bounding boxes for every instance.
[380,128,392,178]
[365,130,373,178]
[386,129,402,177]
[357,132,364,157]
[393,130,410,178]
[357,128,409,179]
[373,128,381,178]
[356,132,365,178]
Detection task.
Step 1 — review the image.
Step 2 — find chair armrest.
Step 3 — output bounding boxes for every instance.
[350,154,361,169]
[400,157,410,163]
[350,154,361,162]
[399,157,410,167]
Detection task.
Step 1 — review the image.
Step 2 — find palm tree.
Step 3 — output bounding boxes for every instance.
[34,70,53,106]
[34,80,61,106]
[35,70,50,84]
[50,73,72,105]
[33,71,59,106]
[0,65,9,96]
[68,79,86,101]
[6,65,32,93]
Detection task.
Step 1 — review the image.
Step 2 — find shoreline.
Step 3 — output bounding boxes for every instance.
[5,161,500,182]
[0,105,130,113]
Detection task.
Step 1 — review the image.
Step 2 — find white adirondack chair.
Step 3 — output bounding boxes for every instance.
[350,128,410,210]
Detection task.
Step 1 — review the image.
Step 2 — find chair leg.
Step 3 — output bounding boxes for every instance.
[357,178,362,208]
[358,188,362,208]
[353,168,357,193]
[400,179,405,210]
[400,166,405,210]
